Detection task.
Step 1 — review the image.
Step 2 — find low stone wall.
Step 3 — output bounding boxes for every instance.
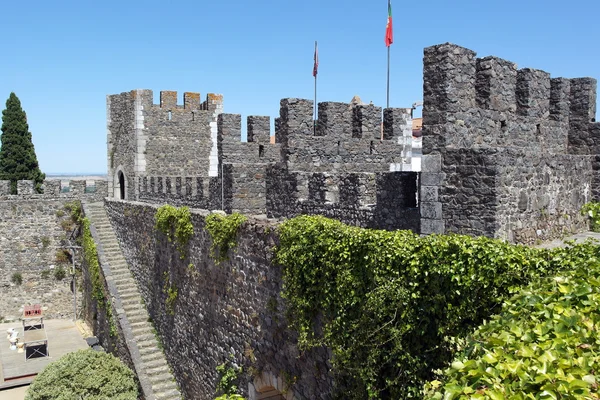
[105,199,332,400]
[0,199,83,321]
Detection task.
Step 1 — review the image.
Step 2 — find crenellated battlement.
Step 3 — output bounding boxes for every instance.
[0,179,108,201]
[423,43,597,155]
[420,43,598,242]
[217,113,280,165]
[275,98,412,172]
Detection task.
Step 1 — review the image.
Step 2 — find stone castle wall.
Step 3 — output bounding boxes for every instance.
[0,179,107,320]
[106,43,600,242]
[263,98,419,230]
[107,89,420,232]
[107,90,223,201]
[420,43,597,243]
[105,198,332,400]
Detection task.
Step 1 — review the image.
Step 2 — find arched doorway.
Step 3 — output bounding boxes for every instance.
[249,372,291,400]
[118,171,125,199]
[113,167,128,200]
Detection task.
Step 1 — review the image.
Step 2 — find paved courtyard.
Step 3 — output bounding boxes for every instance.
[0,319,88,393]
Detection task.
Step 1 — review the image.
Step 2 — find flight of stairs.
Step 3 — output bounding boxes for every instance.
[84,202,182,400]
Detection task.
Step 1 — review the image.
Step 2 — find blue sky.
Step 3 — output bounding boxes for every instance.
[1,0,599,174]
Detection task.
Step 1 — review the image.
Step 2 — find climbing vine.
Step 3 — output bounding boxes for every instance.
[204,213,247,263]
[154,205,194,259]
[82,217,103,303]
[82,216,117,337]
[425,262,600,399]
[215,359,244,399]
[581,201,600,232]
[162,272,178,315]
[275,215,600,398]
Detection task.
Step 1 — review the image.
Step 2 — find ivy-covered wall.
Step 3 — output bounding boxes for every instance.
[104,199,332,400]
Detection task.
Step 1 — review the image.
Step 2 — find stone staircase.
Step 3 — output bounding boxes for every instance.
[84,202,182,400]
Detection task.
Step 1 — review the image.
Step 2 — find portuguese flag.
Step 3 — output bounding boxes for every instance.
[385,0,393,47]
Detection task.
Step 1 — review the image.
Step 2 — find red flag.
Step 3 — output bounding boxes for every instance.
[313,42,319,77]
[385,1,393,47]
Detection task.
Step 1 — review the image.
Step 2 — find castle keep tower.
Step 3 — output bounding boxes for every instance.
[419,43,599,243]
[107,90,223,204]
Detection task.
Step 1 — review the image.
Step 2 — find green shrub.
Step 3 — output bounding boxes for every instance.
[581,202,600,232]
[54,265,67,281]
[205,212,247,263]
[275,215,599,398]
[82,217,103,302]
[55,249,70,264]
[11,272,23,285]
[41,269,51,279]
[425,249,600,399]
[216,360,243,397]
[40,236,50,249]
[25,349,138,400]
[163,272,178,316]
[155,205,194,259]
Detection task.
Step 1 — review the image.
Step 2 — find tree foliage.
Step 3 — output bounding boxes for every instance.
[0,92,45,193]
[275,215,600,398]
[426,241,600,399]
[25,349,138,400]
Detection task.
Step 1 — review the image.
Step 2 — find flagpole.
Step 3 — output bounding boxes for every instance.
[314,40,318,134]
[387,45,390,108]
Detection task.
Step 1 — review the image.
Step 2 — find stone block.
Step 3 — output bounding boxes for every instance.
[421,154,442,173]
[420,218,445,234]
[420,172,446,186]
[420,185,439,202]
[420,201,443,219]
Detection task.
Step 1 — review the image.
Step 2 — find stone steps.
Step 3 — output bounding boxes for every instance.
[83,202,182,400]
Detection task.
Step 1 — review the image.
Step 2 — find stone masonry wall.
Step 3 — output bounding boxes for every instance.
[107,91,136,198]
[0,179,108,321]
[218,113,281,215]
[264,98,420,230]
[107,90,223,202]
[105,199,332,400]
[420,43,596,242]
[0,199,80,321]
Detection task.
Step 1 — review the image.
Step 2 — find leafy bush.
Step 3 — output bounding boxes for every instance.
[155,205,194,258]
[276,215,596,398]
[163,272,178,315]
[40,236,50,249]
[426,243,600,399]
[216,360,243,398]
[204,212,247,263]
[55,249,70,264]
[82,217,103,302]
[41,269,51,279]
[25,349,138,400]
[11,272,22,285]
[54,265,67,280]
[581,202,600,232]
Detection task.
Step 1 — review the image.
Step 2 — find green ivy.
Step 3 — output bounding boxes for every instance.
[205,213,247,263]
[581,202,600,232]
[275,215,597,399]
[82,216,118,336]
[216,360,243,398]
[163,272,178,316]
[155,205,194,259]
[426,241,600,399]
[82,217,104,303]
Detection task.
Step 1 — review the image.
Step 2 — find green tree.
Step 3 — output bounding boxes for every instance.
[0,92,45,194]
[25,349,138,400]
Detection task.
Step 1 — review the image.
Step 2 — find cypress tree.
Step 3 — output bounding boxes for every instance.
[0,93,45,194]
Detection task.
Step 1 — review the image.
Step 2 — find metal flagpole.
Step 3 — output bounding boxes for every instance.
[314,41,318,134]
[387,46,390,108]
